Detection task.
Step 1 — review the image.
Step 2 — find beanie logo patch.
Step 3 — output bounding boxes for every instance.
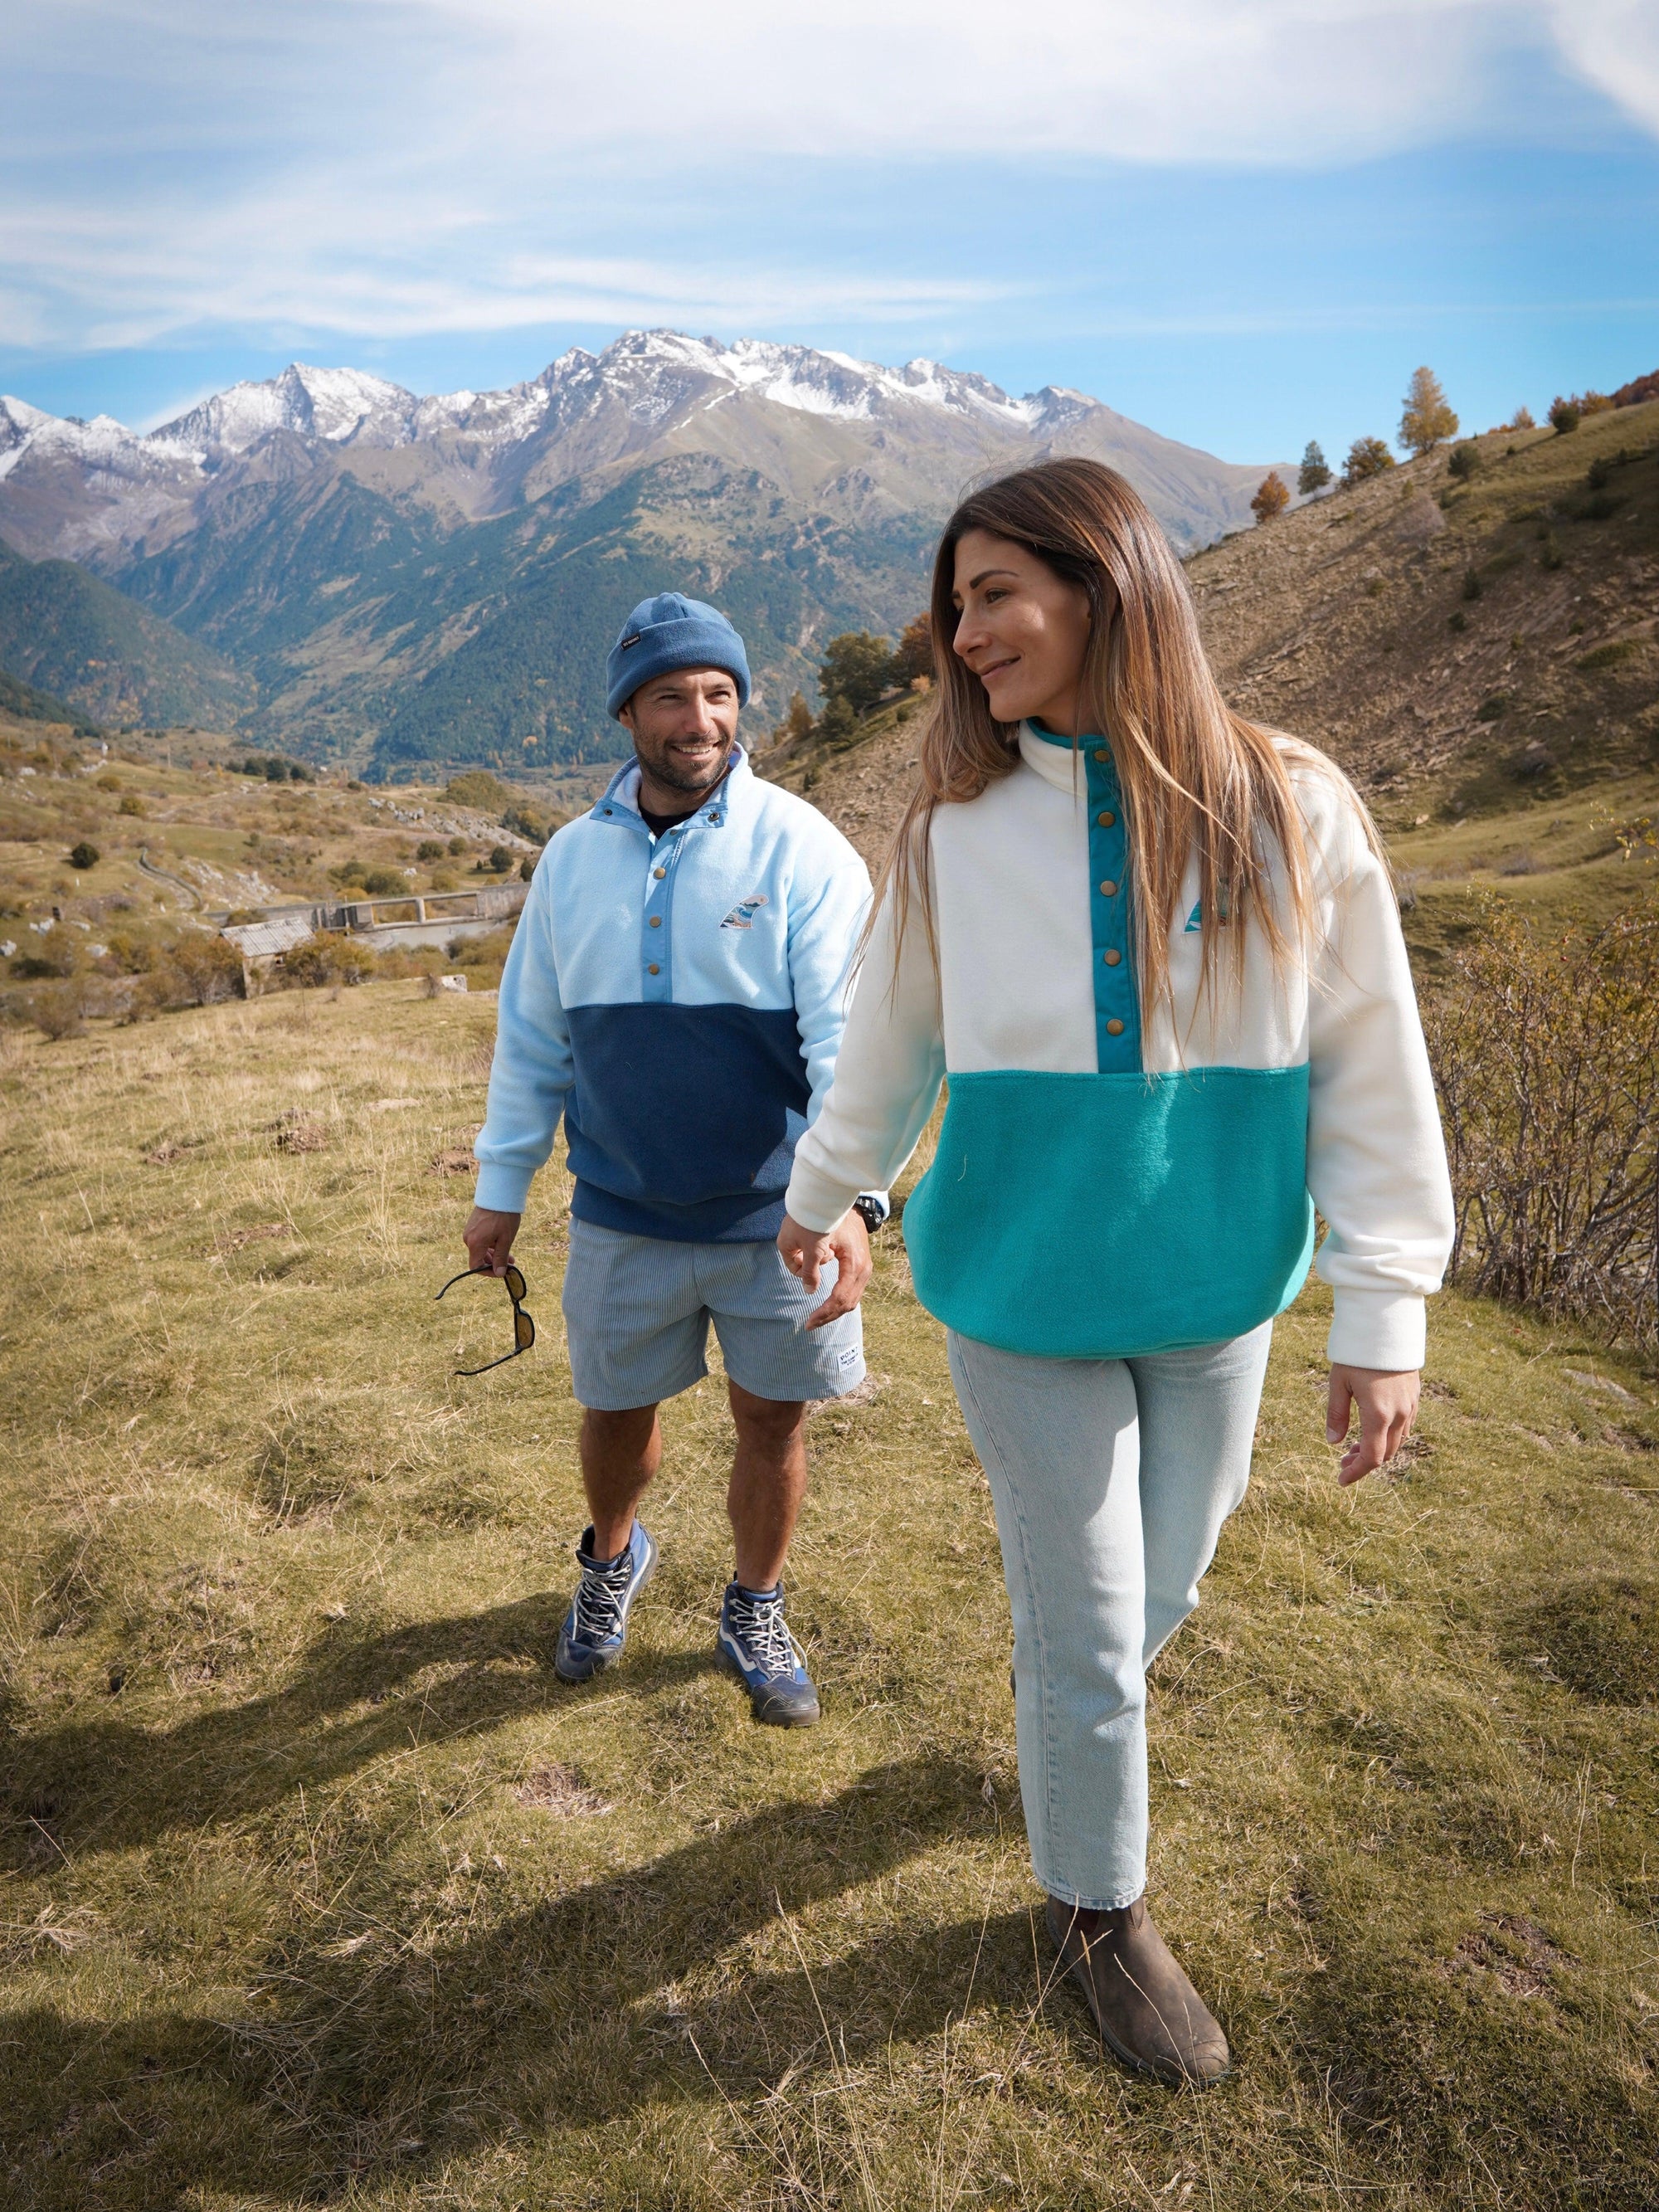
[620,634,641,651]
[721,893,769,930]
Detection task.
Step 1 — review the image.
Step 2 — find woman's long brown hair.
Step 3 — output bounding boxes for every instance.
[877,456,1377,1026]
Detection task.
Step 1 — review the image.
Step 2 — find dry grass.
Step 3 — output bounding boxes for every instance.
[2,985,1658,2209]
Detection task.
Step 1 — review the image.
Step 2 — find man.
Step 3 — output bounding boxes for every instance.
[463,592,883,1727]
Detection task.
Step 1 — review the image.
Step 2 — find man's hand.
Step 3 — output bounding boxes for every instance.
[464,1206,522,1278]
[1326,1363,1420,1485]
[777,1208,873,1331]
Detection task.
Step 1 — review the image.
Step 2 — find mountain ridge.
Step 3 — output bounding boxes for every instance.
[0,331,1294,769]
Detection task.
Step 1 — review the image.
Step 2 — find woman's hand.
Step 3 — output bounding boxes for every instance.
[1326,1364,1420,1485]
[777,1209,873,1330]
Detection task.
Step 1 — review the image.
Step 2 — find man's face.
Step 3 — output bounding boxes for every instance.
[619,667,741,797]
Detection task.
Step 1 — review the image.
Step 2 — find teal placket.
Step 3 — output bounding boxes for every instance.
[1029,723,1141,1073]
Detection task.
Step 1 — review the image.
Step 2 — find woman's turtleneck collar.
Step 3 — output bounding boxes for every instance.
[1019,718,1114,793]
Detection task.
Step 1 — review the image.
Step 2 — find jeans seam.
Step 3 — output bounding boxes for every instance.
[951,1341,1062,1895]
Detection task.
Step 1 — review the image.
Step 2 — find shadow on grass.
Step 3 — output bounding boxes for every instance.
[2,1592,713,1863]
[4,1756,1034,2203]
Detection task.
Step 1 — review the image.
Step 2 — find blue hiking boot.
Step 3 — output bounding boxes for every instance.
[554,1522,657,1683]
[716,1580,820,1727]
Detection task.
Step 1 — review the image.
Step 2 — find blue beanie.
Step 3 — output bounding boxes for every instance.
[606,592,752,719]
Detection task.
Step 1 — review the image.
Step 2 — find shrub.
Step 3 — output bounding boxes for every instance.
[68,841,100,870]
[1476,693,1510,721]
[1424,901,1659,1343]
[280,933,379,991]
[447,836,466,856]
[118,795,146,816]
[769,691,815,749]
[1462,568,1482,601]
[518,854,536,884]
[889,614,936,685]
[416,839,446,861]
[1577,641,1641,673]
[820,632,894,718]
[27,980,87,1040]
[1447,610,1468,633]
[360,867,411,897]
[1249,471,1290,523]
[483,845,511,874]
[1540,534,1564,571]
[1506,403,1536,431]
[1341,435,1395,485]
[165,934,244,1006]
[1549,397,1579,435]
[1447,443,1479,481]
[445,771,513,811]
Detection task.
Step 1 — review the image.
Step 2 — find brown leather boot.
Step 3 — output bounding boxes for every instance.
[1045,1894,1231,2086]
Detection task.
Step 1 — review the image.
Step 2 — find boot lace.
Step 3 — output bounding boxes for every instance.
[727,1587,802,1680]
[572,1547,635,1645]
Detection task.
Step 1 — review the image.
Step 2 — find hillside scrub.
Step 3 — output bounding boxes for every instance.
[1425,899,1658,1346]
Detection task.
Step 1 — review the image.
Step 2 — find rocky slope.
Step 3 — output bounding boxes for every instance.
[761,399,1659,948]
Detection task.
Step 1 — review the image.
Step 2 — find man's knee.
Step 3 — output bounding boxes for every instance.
[581,1403,659,1453]
[727,1379,807,1449]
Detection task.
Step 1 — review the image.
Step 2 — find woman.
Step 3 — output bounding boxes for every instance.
[778,459,1454,2087]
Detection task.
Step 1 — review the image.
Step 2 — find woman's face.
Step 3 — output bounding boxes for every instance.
[951,528,1095,737]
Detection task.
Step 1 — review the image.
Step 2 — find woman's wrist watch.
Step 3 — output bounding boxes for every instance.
[851,1193,888,1234]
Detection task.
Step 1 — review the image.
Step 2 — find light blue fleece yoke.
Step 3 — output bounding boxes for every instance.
[474,748,871,1242]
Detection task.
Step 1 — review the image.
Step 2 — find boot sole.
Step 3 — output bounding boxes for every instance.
[553,1542,657,1682]
[1047,1913,1231,2088]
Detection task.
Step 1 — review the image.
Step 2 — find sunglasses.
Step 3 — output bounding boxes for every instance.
[435,1262,536,1376]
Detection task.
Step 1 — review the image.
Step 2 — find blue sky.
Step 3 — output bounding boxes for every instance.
[3,2,1657,466]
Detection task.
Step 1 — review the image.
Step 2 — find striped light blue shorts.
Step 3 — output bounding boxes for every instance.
[560,1218,866,1411]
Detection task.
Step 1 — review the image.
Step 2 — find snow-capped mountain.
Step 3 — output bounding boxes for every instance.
[0,332,1292,772]
[0,330,1277,561]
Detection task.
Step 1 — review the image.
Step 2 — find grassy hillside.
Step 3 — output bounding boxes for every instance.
[0,985,1655,2208]
[761,400,1659,957]
[0,538,248,733]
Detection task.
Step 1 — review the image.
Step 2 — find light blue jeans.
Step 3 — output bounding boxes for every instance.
[947,1323,1273,1910]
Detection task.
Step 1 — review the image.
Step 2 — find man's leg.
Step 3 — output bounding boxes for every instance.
[726,1380,807,1591]
[581,1403,662,1563]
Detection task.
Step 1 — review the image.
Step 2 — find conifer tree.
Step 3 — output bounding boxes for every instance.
[1250,471,1290,524]
[1297,441,1331,495]
[1399,366,1458,456]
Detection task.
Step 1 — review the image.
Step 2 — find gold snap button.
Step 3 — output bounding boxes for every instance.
[1097,810,1116,827]
[1099,879,1117,896]
[647,962,660,976]
[1093,748,1107,763]
[653,866,666,879]
[649,914,662,927]
[1106,1017,1125,1036]
[1104,948,1121,966]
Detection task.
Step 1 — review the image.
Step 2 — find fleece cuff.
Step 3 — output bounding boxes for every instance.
[1326,1289,1428,1372]
[473,1162,536,1215]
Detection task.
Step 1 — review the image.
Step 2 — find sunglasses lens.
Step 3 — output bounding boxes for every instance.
[504,1264,527,1302]
[515,1309,535,1350]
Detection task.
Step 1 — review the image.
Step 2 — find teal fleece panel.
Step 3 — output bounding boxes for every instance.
[903,1065,1316,1358]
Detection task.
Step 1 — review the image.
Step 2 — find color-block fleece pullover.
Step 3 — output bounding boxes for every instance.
[474,748,873,1243]
[784,722,1456,1370]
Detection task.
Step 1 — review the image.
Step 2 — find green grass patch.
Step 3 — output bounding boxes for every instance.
[1,990,1657,2205]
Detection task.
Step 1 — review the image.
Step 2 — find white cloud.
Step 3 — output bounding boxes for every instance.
[0,1,1648,353]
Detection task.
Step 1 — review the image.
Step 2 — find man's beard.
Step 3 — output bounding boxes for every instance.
[637,740,731,796]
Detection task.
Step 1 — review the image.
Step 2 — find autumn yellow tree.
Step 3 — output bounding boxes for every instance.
[1250,471,1290,523]
[1399,365,1458,456]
